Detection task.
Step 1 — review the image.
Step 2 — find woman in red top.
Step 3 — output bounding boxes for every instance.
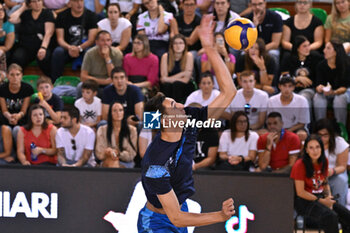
[17,104,57,165]
[291,134,350,233]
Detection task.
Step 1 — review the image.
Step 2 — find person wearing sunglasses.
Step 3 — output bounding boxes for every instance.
[223,70,268,131]
[56,106,96,167]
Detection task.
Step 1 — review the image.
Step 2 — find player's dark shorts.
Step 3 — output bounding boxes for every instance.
[137,201,189,233]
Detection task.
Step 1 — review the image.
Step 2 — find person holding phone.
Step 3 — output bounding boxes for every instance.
[291,134,350,233]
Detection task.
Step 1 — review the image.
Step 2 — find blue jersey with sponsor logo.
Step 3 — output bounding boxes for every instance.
[141,106,208,208]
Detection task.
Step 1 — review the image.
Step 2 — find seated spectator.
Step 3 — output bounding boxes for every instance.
[291,134,350,233]
[9,0,54,76]
[217,111,259,171]
[257,112,300,173]
[280,35,323,108]
[184,72,220,107]
[74,79,101,129]
[267,75,310,132]
[175,0,201,52]
[313,41,350,126]
[212,0,239,32]
[51,0,98,82]
[325,0,350,53]
[95,101,137,168]
[160,34,194,103]
[0,48,7,85]
[281,0,324,52]
[0,4,15,57]
[101,67,144,126]
[201,32,235,90]
[224,71,268,131]
[138,128,158,158]
[35,76,64,124]
[0,64,34,127]
[246,0,283,67]
[0,125,14,164]
[17,104,57,165]
[97,3,132,52]
[313,118,349,207]
[80,30,123,96]
[123,34,159,96]
[56,106,96,167]
[137,0,177,59]
[235,38,276,95]
[186,102,219,170]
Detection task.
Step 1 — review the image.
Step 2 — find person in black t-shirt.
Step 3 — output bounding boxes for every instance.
[51,0,98,82]
[0,64,34,127]
[313,41,350,126]
[9,0,55,76]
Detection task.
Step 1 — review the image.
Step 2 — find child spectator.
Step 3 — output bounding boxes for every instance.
[74,79,102,129]
[35,76,63,124]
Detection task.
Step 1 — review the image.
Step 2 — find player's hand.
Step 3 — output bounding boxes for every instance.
[198,15,215,48]
[220,198,235,221]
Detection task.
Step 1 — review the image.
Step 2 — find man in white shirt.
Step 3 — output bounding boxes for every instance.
[224,71,268,130]
[267,75,310,132]
[56,106,96,167]
[184,72,220,107]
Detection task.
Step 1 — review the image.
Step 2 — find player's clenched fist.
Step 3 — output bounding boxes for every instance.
[221,198,235,221]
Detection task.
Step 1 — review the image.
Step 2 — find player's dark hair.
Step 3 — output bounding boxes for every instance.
[267,111,282,121]
[230,111,250,142]
[106,101,136,152]
[82,79,98,92]
[24,104,48,130]
[302,134,328,178]
[145,92,166,114]
[62,106,80,123]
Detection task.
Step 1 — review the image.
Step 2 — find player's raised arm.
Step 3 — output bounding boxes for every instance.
[198,15,237,120]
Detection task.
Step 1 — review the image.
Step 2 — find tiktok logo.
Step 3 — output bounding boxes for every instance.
[225,205,255,233]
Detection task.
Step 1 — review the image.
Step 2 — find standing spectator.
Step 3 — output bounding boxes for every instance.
[235,38,276,95]
[35,76,64,124]
[246,0,283,66]
[0,4,15,56]
[313,119,349,207]
[17,104,57,165]
[123,34,159,95]
[267,75,310,132]
[56,106,96,167]
[9,0,55,76]
[51,0,98,82]
[80,30,123,96]
[217,111,259,171]
[175,0,201,52]
[280,35,323,108]
[281,0,324,52]
[95,101,137,168]
[160,34,194,103]
[313,41,350,125]
[212,0,239,33]
[201,32,235,90]
[291,134,350,233]
[224,71,268,131]
[137,0,177,59]
[257,112,300,173]
[74,79,102,129]
[0,125,14,164]
[97,3,132,52]
[325,0,350,53]
[184,72,220,107]
[0,64,33,127]
[101,66,144,126]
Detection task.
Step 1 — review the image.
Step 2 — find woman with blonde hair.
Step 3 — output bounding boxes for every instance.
[325,0,350,53]
[123,34,159,92]
[160,34,194,103]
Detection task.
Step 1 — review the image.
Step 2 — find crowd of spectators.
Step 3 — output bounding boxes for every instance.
[0,0,350,228]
